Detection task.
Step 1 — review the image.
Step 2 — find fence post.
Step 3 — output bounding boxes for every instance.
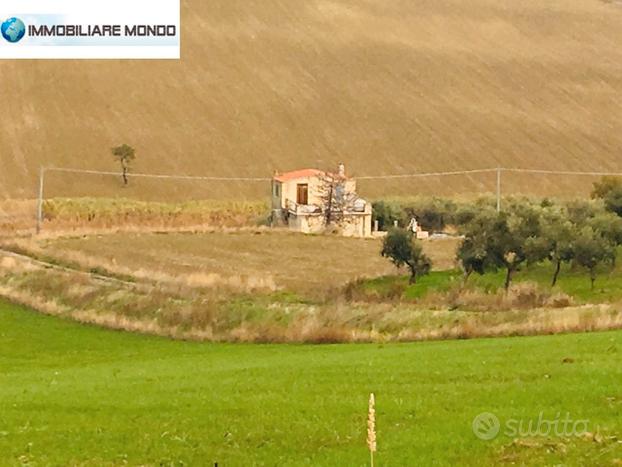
[36,167,45,234]
[496,168,502,213]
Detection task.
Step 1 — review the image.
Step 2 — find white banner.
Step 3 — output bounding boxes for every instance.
[0,0,180,59]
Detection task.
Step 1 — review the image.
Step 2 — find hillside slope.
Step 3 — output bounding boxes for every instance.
[1,0,622,200]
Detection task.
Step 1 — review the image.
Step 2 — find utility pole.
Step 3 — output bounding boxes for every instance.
[496,167,502,213]
[36,167,45,234]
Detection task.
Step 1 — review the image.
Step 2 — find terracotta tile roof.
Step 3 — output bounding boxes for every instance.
[273,168,324,182]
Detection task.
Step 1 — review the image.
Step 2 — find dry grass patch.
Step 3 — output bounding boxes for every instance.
[41,198,269,231]
[1,248,621,343]
[0,199,36,234]
[2,231,620,343]
[19,231,460,295]
[433,282,575,311]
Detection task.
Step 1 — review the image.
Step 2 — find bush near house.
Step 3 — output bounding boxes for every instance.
[373,197,467,232]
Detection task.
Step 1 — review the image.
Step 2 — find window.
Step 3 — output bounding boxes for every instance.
[296,184,308,205]
[273,183,281,198]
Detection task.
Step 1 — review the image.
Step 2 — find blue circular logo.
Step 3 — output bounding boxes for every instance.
[1,17,26,43]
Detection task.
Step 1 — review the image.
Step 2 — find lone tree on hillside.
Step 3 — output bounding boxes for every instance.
[111,144,136,186]
[381,228,432,284]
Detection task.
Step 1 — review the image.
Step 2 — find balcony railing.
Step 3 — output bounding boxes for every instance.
[286,199,370,216]
[286,199,321,215]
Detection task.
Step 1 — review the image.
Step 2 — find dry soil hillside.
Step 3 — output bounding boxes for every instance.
[1,0,622,201]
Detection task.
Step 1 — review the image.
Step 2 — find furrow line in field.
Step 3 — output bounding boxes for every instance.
[0,247,138,289]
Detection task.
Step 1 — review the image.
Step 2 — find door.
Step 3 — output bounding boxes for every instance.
[297,184,308,205]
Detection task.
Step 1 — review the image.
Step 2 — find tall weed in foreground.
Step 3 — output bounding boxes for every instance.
[367,393,377,467]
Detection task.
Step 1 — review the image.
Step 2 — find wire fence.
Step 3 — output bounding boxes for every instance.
[43,166,622,181]
[43,167,272,182]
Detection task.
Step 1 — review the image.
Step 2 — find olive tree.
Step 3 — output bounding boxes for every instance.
[526,208,576,286]
[381,228,432,284]
[592,176,622,217]
[457,211,498,282]
[474,205,544,291]
[588,212,622,249]
[573,226,615,290]
[564,199,599,225]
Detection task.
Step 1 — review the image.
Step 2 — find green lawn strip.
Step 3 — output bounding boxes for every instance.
[0,299,620,465]
[360,260,622,304]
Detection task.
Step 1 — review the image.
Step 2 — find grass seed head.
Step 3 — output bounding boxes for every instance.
[367,392,377,453]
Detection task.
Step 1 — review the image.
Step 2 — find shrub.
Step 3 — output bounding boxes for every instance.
[401,197,457,232]
[381,228,432,284]
[445,282,573,311]
[372,201,401,231]
[341,278,406,303]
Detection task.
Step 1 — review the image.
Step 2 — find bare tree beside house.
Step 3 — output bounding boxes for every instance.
[314,163,357,228]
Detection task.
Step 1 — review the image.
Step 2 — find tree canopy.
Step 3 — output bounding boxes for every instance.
[381,228,432,284]
[111,144,136,186]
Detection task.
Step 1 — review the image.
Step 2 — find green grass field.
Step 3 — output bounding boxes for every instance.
[1,299,620,465]
[356,248,622,304]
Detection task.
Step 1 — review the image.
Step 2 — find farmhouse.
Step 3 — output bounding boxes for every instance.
[271,164,373,237]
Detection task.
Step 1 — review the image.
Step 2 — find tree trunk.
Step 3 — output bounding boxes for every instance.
[551,259,561,287]
[504,267,513,291]
[463,269,473,286]
[326,184,333,226]
[590,269,596,290]
[409,265,417,284]
[122,166,128,186]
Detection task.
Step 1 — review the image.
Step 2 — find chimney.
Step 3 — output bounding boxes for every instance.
[338,163,345,178]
